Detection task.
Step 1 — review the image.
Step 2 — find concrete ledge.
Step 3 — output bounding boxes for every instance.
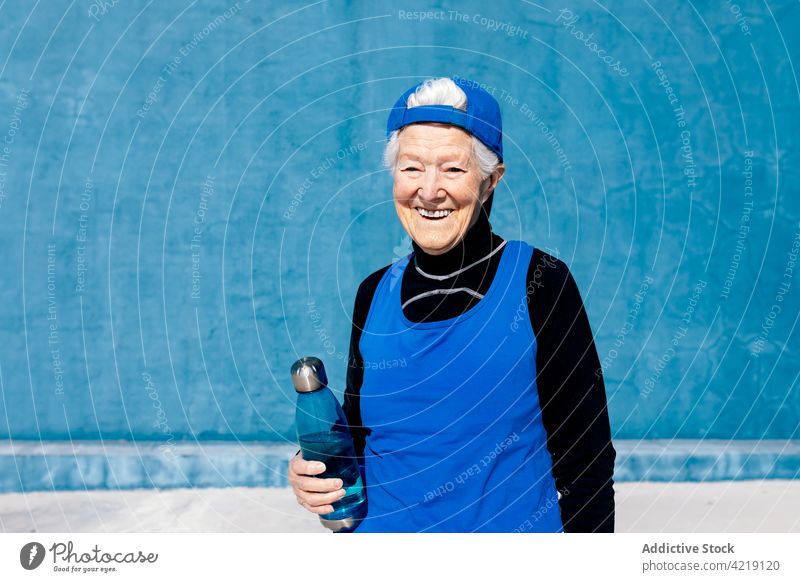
[0,441,297,493]
[0,439,797,493]
[614,439,800,481]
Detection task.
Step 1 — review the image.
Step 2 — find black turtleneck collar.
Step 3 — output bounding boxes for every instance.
[410,207,502,276]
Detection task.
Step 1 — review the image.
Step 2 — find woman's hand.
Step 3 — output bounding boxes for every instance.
[288,451,346,515]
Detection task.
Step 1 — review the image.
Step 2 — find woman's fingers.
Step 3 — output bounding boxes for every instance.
[289,452,347,515]
[298,500,335,515]
[289,453,326,478]
[295,474,343,493]
[297,488,347,514]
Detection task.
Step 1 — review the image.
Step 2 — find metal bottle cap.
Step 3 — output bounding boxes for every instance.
[290,357,328,393]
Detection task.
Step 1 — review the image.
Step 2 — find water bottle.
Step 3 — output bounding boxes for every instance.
[291,356,367,532]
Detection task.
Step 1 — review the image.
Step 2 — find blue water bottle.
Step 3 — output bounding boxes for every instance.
[291,356,367,532]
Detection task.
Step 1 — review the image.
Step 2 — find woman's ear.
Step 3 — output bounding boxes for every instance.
[480,164,506,203]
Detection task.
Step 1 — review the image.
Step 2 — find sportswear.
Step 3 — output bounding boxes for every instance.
[343,212,616,532]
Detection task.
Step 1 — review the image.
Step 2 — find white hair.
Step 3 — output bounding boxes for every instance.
[383,77,501,180]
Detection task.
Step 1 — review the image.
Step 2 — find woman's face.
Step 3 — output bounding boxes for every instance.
[393,123,503,255]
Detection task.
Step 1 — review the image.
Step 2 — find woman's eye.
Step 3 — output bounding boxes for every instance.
[402,167,420,172]
[447,167,465,173]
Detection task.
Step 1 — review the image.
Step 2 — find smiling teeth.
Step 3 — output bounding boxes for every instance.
[416,208,453,218]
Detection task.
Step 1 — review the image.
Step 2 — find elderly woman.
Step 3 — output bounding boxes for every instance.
[289,76,615,533]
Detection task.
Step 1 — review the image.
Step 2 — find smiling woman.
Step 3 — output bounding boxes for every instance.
[288,76,616,533]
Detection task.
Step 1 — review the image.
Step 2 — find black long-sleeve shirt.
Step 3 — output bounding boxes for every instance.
[342,210,615,532]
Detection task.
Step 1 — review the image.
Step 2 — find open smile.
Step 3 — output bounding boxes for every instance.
[415,207,454,220]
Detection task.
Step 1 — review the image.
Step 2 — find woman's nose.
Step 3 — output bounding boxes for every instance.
[417,169,445,201]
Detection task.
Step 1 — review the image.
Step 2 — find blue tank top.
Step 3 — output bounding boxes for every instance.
[353,240,563,533]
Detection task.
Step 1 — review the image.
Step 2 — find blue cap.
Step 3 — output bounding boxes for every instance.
[386,77,503,162]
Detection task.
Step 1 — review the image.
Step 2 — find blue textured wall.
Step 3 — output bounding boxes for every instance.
[0,1,797,464]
